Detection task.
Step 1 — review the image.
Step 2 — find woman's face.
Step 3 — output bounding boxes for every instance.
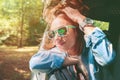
[50,14,78,51]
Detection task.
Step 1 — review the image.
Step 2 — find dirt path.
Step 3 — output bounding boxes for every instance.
[0,46,38,80]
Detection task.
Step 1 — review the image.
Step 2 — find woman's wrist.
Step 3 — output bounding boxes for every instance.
[62,56,79,66]
[83,25,95,35]
[77,16,86,24]
[78,17,95,31]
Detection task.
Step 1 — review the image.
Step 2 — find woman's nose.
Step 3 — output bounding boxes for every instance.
[54,33,62,40]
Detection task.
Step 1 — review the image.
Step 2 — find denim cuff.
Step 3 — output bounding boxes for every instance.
[85,27,106,47]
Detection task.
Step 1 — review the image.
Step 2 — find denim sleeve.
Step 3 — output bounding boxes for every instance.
[84,27,116,66]
[29,48,66,73]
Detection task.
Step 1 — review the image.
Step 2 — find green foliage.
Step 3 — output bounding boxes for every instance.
[27,18,46,46]
[0,0,46,46]
[93,20,109,31]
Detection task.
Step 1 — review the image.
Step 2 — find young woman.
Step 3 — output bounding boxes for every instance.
[29,0,116,80]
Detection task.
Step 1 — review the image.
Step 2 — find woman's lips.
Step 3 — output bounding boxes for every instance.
[56,42,65,46]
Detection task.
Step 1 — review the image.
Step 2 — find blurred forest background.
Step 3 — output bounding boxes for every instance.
[0,0,46,47]
[0,0,46,80]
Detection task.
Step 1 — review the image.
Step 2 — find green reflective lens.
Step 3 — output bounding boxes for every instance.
[57,27,67,36]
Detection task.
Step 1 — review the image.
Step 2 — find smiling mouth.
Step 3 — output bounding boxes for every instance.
[56,42,65,46]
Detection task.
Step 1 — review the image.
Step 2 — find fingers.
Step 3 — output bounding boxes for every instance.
[62,6,85,23]
[62,6,78,18]
[62,7,79,23]
[70,56,80,59]
[62,56,79,66]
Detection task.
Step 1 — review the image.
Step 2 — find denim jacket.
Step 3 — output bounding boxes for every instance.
[29,27,116,80]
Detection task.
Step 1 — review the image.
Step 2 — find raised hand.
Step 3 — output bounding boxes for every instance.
[62,6,86,25]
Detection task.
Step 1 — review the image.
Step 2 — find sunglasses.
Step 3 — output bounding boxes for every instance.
[47,25,76,39]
